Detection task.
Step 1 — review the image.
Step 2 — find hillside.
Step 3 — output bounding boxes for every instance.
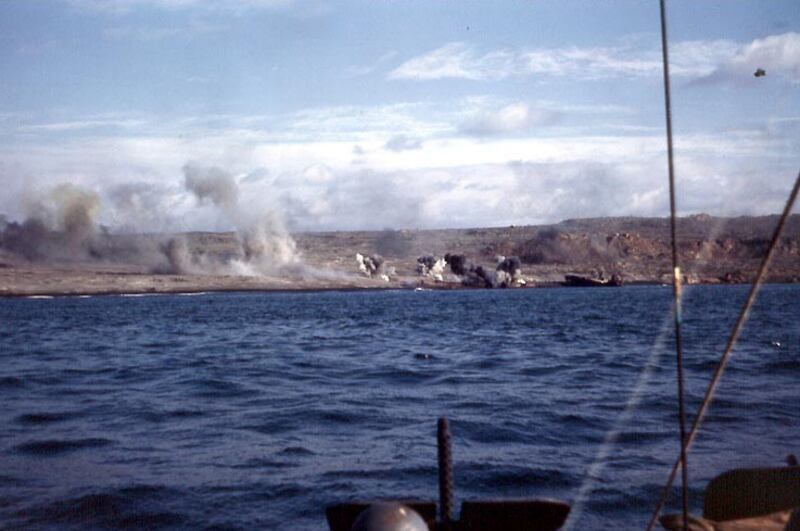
[295,214,800,284]
[1,214,798,296]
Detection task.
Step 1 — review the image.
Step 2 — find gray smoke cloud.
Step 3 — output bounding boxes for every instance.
[441,252,525,288]
[183,163,239,214]
[0,163,302,278]
[0,183,187,273]
[513,227,619,268]
[0,184,100,262]
[374,229,413,257]
[106,182,182,233]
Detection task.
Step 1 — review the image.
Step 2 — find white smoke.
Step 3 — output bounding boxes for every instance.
[416,255,446,281]
[182,163,299,275]
[356,252,392,282]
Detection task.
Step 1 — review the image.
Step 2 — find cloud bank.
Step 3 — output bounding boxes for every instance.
[1,23,797,235]
[0,119,794,234]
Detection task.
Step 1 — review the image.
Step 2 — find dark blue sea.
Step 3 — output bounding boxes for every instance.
[1,285,798,530]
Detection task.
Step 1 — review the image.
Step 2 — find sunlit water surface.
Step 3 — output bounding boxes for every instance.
[1,285,798,529]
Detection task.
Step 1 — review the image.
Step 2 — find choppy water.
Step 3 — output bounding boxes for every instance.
[0,285,798,530]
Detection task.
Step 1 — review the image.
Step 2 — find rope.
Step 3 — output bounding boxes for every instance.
[658,0,690,527]
[646,169,800,530]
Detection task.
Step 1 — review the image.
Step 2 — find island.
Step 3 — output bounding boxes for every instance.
[1,214,798,297]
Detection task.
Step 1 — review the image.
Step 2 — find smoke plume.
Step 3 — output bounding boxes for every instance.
[514,227,616,266]
[356,253,394,281]
[442,253,525,288]
[0,183,196,275]
[0,184,100,262]
[494,255,524,287]
[416,255,446,281]
[374,229,413,257]
[183,164,239,214]
[0,163,301,278]
[182,163,299,275]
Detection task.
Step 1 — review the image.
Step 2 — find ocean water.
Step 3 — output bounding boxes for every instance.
[0,285,798,530]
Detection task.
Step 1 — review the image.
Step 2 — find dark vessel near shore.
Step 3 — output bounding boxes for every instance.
[561,273,623,287]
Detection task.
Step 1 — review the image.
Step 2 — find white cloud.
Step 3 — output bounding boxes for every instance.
[705,32,800,83]
[460,102,558,136]
[1,118,795,232]
[67,0,295,15]
[384,135,423,152]
[6,99,630,148]
[388,36,786,82]
[538,101,634,116]
[285,103,451,141]
[102,20,228,41]
[19,118,147,133]
[302,163,335,183]
[345,51,398,77]
[2,94,797,233]
[388,42,518,81]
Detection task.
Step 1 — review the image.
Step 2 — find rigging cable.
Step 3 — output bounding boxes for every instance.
[657,1,690,528]
[645,168,800,531]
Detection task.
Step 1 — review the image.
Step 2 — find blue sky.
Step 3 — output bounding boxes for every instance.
[0,0,798,232]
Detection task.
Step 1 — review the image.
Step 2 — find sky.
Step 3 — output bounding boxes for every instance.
[0,0,798,233]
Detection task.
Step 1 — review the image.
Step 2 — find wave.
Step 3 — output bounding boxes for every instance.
[13,437,113,456]
[14,411,78,425]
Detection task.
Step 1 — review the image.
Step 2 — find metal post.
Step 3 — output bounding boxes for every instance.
[658,1,690,528]
[437,417,454,529]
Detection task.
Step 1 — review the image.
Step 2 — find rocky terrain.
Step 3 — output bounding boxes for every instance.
[1,214,798,296]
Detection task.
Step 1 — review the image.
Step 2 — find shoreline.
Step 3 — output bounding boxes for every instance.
[2,215,798,297]
[2,277,793,299]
